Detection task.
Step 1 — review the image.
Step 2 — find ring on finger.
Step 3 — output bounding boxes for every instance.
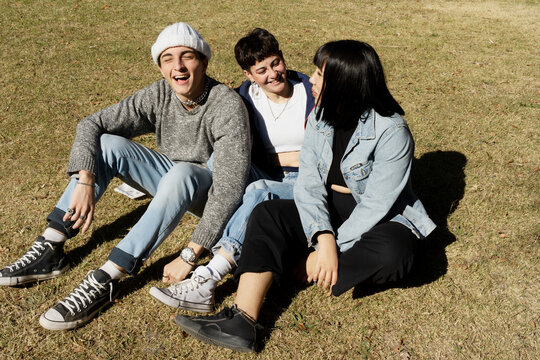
[67,208,75,215]
[79,215,86,221]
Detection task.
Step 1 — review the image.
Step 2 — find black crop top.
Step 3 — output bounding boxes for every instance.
[327,124,357,187]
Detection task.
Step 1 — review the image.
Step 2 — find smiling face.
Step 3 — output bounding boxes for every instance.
[309,65,325,105]
[244,55,289,99]
[159,46,208,102]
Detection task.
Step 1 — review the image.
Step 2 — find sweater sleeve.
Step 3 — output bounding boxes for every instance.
[66,82,159,175]
[189,92,251,249]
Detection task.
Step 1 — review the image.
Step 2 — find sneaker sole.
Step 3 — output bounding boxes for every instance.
[0,264,70,286]
[39,305,105,331]
[175,316,255,353]
[149,287,213,313]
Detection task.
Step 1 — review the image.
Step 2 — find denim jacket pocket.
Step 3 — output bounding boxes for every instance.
[345,160,373,194]
[317,159,329,175]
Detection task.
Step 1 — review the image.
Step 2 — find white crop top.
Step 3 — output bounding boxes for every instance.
[248,80,307,154]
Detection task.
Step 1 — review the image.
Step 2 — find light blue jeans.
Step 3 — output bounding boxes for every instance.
[212,169,298,265]
[50,134,212,275]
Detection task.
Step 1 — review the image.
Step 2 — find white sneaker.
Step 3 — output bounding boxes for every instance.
[149,266,217,313]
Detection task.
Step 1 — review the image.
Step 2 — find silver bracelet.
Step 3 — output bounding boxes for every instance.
[77,182,96,187]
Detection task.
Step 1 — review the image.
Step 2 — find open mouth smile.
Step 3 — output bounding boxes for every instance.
[173,74,190,85]
[267,78,284,86]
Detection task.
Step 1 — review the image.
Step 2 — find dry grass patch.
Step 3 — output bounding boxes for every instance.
[0,0,538,359]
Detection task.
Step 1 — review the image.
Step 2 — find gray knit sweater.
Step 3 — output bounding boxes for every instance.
[67,77,251,249]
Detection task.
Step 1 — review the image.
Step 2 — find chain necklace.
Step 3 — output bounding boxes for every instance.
[266,82,293,121]
[178,78,209,108]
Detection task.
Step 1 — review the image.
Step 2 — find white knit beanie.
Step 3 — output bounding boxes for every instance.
[151,22,211,65]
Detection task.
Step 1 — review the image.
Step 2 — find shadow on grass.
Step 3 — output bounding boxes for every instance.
[352,150,467,298]
[256,279,310,351]
[117,253,179,300]
[65,202,150,268]
[9,202,150,290]
[60,151,465,336]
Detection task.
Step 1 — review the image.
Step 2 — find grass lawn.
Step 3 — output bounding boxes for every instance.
[0,0,538,358]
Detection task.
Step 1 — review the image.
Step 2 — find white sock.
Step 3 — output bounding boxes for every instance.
[42,228,67,243]
[205,254,234,281]
[99,260,126,280]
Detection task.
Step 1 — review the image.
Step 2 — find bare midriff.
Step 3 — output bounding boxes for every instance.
[270,151,300,168]
[330,184,352,194]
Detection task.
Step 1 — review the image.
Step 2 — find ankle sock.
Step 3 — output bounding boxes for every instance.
[205,254,233,281]
[43,228,67,243]
[99,260,126,281]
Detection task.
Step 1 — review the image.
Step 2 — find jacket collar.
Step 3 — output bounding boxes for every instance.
[356,109,376,140]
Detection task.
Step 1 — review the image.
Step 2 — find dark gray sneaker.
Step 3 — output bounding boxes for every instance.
[0,236,69,286]
[175,305,259,353]
[39,269,119,330]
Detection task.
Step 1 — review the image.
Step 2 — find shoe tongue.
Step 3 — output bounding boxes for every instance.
[93,269,112,284]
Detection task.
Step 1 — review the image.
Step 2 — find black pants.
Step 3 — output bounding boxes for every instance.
[236,199,418,296]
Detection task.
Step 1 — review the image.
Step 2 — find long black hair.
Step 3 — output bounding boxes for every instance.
[313,40,404,128]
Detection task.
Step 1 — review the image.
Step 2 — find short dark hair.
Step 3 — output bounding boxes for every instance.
[234,28,284,71]
[313,40,404,128]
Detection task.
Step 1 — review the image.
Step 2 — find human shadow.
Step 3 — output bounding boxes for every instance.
[352,150,467,298]
[65,202,150,268]
[117,253,180,299]
[10,202,151,289]
[255,279,310,351]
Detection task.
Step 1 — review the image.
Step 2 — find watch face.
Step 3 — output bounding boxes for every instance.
[181,247,195,262]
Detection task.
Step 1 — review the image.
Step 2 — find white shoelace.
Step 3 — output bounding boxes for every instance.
[169,275,207,296]
[7,241,53,271]
[59,271,113,315]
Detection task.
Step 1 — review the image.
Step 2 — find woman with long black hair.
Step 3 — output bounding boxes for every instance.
[175,40,436,353]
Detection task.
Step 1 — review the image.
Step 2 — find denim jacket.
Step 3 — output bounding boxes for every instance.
[294,108,436,252]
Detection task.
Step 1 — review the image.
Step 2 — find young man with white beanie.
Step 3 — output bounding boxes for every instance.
[0,22,251,331]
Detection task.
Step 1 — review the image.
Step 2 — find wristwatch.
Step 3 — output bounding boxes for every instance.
[180,247,197,266]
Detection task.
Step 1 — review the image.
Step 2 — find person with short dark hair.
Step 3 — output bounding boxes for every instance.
[0,22,251,331]
[149,28,314,313]
[175,40,436,353]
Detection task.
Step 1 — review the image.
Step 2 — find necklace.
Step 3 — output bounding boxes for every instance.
[178,78,209,108]
[266,82,293,121]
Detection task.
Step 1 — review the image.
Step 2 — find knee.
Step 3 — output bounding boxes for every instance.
[251,200,274,217]
[246,179,271,192]
[373,240,416,284]
[157,163,209,196]
[243,188,271,203]
[99,134,130,160]
[249,200,290,226]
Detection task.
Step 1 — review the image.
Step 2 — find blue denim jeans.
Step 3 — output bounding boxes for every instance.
[212,168,298,265]
[47,134,212,275]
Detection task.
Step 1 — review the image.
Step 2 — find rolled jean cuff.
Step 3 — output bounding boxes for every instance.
[46,207,79,238]
[212,238,241,266]
[108,247,140,276]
